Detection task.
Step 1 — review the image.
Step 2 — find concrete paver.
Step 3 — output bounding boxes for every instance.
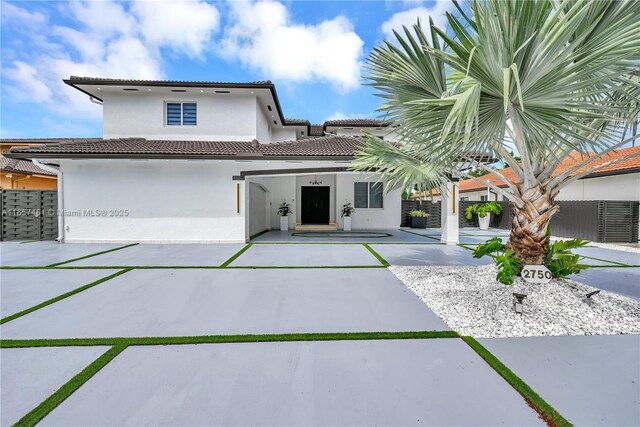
[67,243,245,267]
[1,269,120,318]
[0,268,449,339]
[480,335,640,427]
[0,242,123,267]
[1,346,109,426]
[230,243,382,266]
[41,340,543,426]
[570,267,640,300]
[371,244,493,266]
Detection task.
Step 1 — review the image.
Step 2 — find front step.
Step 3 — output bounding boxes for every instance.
[295,222,338,231]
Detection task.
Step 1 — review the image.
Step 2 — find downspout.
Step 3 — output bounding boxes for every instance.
[32,159,64,243]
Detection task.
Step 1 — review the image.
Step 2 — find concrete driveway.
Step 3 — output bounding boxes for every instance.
[1,234,638,425]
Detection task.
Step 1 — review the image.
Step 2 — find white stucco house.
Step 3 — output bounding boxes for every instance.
[6,77,432,244]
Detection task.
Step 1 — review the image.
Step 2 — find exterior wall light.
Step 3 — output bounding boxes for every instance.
[513,292,527,314]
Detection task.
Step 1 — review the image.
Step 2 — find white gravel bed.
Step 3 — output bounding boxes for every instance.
[390,264,640,338]
[584,241,640,254]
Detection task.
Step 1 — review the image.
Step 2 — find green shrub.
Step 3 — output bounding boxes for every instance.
[409,210,429,218]
[465,201,503,219]
[472,236,590,284]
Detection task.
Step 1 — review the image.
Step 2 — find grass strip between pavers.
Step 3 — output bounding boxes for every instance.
[13,344,128,427]
[0,268,134,325]
[398,228,442,241]
[362,243,390,267]
[249,229,270,240]
[461,336,572,427]
[45,243,139,267]
[1,331,460,348]
[220,242,253,267]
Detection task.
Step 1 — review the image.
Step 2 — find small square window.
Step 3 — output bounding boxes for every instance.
[166,102,197,126]
[354,182,384,208]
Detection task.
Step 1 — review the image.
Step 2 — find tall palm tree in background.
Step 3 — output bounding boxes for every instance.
[355,0,640,265]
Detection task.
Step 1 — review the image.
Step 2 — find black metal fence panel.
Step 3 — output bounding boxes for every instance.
[1,190,58,241]
[402,199,638,243]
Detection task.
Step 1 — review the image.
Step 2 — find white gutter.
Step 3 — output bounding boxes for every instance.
[32,159,64,243]
[89,96,102,105]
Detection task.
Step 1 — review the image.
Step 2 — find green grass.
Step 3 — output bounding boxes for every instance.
[1,331,460,348]
[45,243,139,267]
[227,265,386,269]
[398,229,441,241]
[249,229,270,240]
[0,268,134,325]
[362,243,390,267]
[14,344,128,427]
[461,336,572,427]
[220,243,253,267]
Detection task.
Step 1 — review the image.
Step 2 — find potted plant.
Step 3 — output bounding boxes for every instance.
[341,202,355,231]
[465,201,503,230]
[409,210,429,228]
[277,201,293,231]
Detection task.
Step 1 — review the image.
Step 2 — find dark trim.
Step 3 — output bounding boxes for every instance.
[232,167,351,180]
[63,79,290,129]
[5,152,355,161]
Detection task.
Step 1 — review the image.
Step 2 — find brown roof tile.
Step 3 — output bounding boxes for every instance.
[5,136,362,160]
[324,119,393,127]
[0,157,57,176]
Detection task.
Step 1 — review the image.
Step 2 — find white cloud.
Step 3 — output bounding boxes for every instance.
[325,111,371,121]
[0,2,46,26]
[2,0,220,121]
[220,1,364,91]
[3,61,52,102]
[132,0,220,58]
[381,0,454,44]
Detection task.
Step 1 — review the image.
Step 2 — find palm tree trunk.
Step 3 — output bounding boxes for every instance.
[507,182,560,265]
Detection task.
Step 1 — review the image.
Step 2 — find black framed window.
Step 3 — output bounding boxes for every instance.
[354,182,384,208]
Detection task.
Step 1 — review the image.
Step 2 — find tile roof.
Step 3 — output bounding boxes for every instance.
[66,76,273,86]
[309,125,324,136]
[0,157,57,176]
[4,136,363,160]
[324,119,393,127]
[284,118,311,126]
[413,146,640,197]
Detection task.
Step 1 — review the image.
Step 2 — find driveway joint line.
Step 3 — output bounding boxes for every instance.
[14,344,128,427]
[362,243,390,267]
[398,229,442,241]
[0,331,460,348]
[220,242,253,267]
[0,268,134,325]
[45,243,139,267]
[461,336,572,427]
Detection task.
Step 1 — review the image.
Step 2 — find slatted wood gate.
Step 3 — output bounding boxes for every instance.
[1,190,58,241]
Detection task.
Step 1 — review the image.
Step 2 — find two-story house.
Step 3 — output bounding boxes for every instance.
[5,76,404,243]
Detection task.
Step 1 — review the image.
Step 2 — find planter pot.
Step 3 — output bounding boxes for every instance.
[343,216,352,231]
[280,216,289,231]
[410,217,427,228]
[478,214,491,230]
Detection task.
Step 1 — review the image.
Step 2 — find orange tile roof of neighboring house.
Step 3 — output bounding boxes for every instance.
[412,145,640,197]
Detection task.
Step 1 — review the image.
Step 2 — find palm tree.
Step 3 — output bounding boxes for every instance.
[354,0,640,264]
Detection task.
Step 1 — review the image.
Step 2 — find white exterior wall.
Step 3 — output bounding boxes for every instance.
[335,173,402,229]
[255,104,271,143]
[556,173,640,201]
[262,176,297,229]
[61,159,247,243]
[103,92,259,141]
[271,128,297,143]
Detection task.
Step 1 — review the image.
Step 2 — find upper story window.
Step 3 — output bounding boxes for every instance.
[166,102,197,126]
[354,182,384,209]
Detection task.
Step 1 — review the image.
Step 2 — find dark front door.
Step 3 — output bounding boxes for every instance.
[301,186,330,224]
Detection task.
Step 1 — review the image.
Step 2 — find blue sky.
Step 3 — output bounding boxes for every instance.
[0,0,453,138]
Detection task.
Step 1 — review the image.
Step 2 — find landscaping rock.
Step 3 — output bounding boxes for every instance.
[390,264,640,338]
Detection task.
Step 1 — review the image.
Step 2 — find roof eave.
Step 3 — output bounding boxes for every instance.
[4,152,355,161]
